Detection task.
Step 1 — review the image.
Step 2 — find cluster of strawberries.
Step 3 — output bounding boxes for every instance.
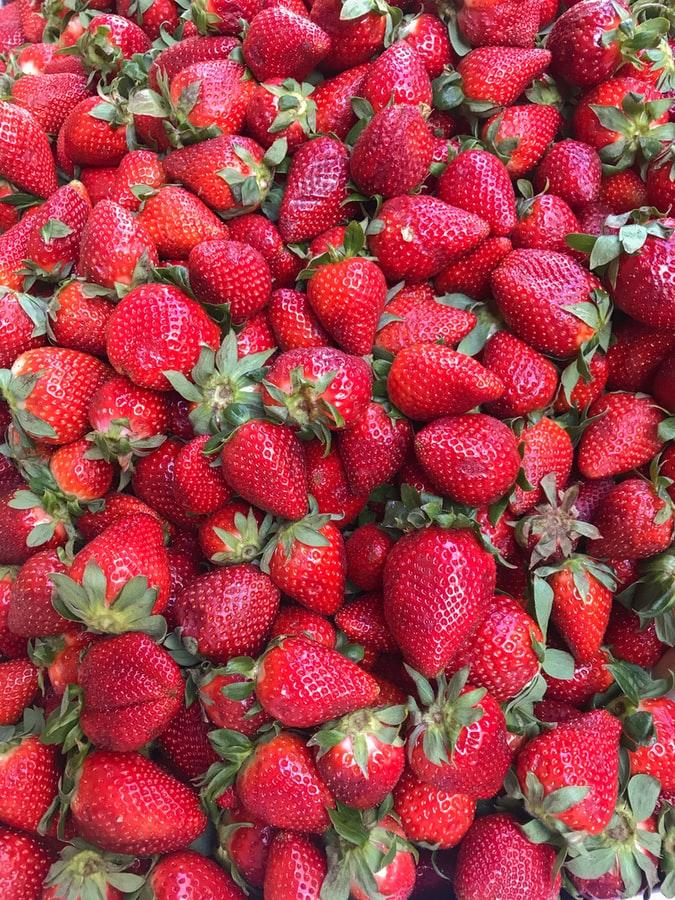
[0,0,673,896]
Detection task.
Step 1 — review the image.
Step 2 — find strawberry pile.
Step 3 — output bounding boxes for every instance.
[0,0,674,896]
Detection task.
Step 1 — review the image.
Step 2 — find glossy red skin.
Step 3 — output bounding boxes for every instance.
[228,218,302,289]
[573,77,667,151]
[188,239,271,323]
[0,100,58,197]
[137,186,228,260]
[434,235,513,299]
[199,672,271,737]
[49,281,115,357]
[338,401,412,496]
[605,604,665,668]
[393,768,474,849]
[315,729,405,809]
[304,439,367,526]
[236,732,335,832]
[0,570,27,659]
[0,292,46,367]
[255,635,380,727]
[61,96,128,167]
[383,526,496,678]
[550,567,613,664]
[268,522,346,615]
[375,282,476,355]
[169,61,253,135]
[132,440,197,530]
[454,814,561,900]
[516,709,622,834]
[483,104,562,177]
[544,647,614,705]
[350,817,417,900]
[0,659,39,725]
[612,231,675,329]
[220,807,274,887]
[148,35,240,88]
[270,605,336,648]
[629,698,675,789]
[263,832,327,900]
[310,0,384,71]
[149,850,245,899]
[173,435,232,517]
[0,826,54,900]
[534,139,602,208]
[361,40,432,112]
[7,549,71,637]
[0,736,60,834]
[78,200,159,289]
[457,47,551,105]
[344,525,393,592]
[79,633,183,752]
[438,150,517,237]
[49,438,114,501]
[589,479,673,559]
[242,8,330,82]
[509,417,574,515]
[482,331,558,417]
[548,0,626,87]
[511,193,581,256]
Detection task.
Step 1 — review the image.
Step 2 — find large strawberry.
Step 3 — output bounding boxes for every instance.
[516,709,622,834]
[242,8,330,81]
[0,100,58,197]
[0,826,54,899]
[383,526,496,676]
[70,750,207,855]
[438,149,517,237]
[0,713,60,834]
[393,768,474,849]
[263,831,327,900]
[147,851,245,900]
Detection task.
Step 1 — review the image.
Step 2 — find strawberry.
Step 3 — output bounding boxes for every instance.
[393,768,474,848]
[350,104,434,199]
[41,843,145,900]
[132,439,199,530]
[137,186,227,260]
[415,413,520,506]
[76,13,151,76]
[653,353,675,409]
[407,669,511,799]
[448,595,542,702]
[218,808,274,887]
[242,8,330,81]
[188,238,271,322]
[547,556,614,663]
[646,146,675,209]
[78,166,116,204]
[198,501,268,565]
[309,0,385,72]
[454,813,561,900]
[78,200,158,290]
[0,716,60,834]
[544,645,614,704]
[608,221,675,329]
[387,343,504,421]
[77,632,182,751]
[7,551,72,639]
[0,568,28,658]
[148,34,240,88]
[61,96,128,167]
[491,249,607,357]
[304,439,368,526]
[0,659,39,726]
[605,604,665,668]
[312,64,370,138]
[47,280,115,357]
[220,419,309,520]
[199,668,270,736]
[509,417,574,516]
[628,697,675,789]
[344,524,393,591]
[516,709,622,834]
[207,730,334,832]
[264,511,346,615]
[589,478,673,559]
[481,104,563,178]
[23,181,92,280]
[383,526,496,676]
[105,283,221,391]
[599,168,648,211]
[0,826,54,899]
[399,12,452,78]
[482,332,558,417]
[457,47,552,108]
[606,322,675,392]
[263,832,327,900]
[375,281,476,355]
[270,604,336,647]
[228,215,302,288]
[156,701,219,781]
[361,40,432,112]
[0,292,47,367]
[0,101,58,198]
[278,136,354,243]
[108,150,166,212]
[534,138,602,208]
[456,0,543,48]
[369,194,490,283]
[512,191,581,257]
[173,435,231,516]
[148,850,245,899]
[434,235,513,298]
[438,149,517,237]
[244,78,316,153]
[175,564,280,663]
[71,750,207,855]
[338,401,412,495]
[48,438,114,502]
[577,392,665,478]
[335,593,397,656]
[11,71,90,136]
[2,347,110,446]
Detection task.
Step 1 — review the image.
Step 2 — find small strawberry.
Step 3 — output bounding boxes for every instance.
[546,556,615,663]
[270,604,336,647]
[245,78,316,153]
[605,604,665,669]
[604,322,674,392]
[61,96,128,168]
[0,659,39,726]
[137,186,227,260]
[0,826,54,898]
[188,238,272,323]
[482,104,562,178]
[157,700,220,782]
[47,280,115,357]
[148,850,245,899]
[438,149,517,237]
[516,709,622,834]
[199,668,270,737]
[228,215,302,289]
[434,235,513,298]
[0,712,60,834]
[512,191,582,257]
[627,697,675,789]
[304,439,368,526]
[398,11,452,78]
[393,768,474,848]
[509,417,574,516]
[344,524,393,591]
[543,646,614,705]
[7,550,70,635]
[482,332,558,417]
[338,401,412,495]
[312,64,370,137]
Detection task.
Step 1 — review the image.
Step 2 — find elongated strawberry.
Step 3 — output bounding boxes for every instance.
[383,526,496,676]
[312,64,370,137]
[71,750,207,855]
[137,186,227,260]
[0,101,58,197]
[0,659,39,726]
[509,417,574,516]
[457,47,551,108]
[547,556,615,663]
[407,668,511,799]
[627,697,675,789]
[263,832,326,900]
[337,401,412,496]
[305,439,368,526]
[6,549,70,637]
[176,564,279,664]
[0,715,60,834]
[516,709,622,834]
[438,149,517,237]
[368,194,489,282]
[78,200,158,291]
[482,104,562,178]
[482,332,558,417]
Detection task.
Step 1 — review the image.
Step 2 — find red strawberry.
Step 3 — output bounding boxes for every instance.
[47,280,115,357]
[132,440,200,530]
[415,413,520,506]
[0,724,60,834]
[199,669,270,736]
[304,439,368,525]
[0,660,39,726]
[399,11,452,78]
[338,401,412,495]
[270,604,336,647]
[48,439,114,502]
[0,292,48,367]
[105,283,220,391]
[361,40,432,112]
[309,0,384,71]
[243,8,330,81]
[137,186,227,260]
[512,192,581,257]
[454,813,561,900]
[148,35,240,88]
[369,194,490,282]
[78,632,182,751]
[263,832,326,900]
[312,64,370,137]
[41,843,145,900]
[482,332,558,417]
[278,136,354,244]
[0,569,28,658]
[198,501,268,565]
[148,850,245,899]
[628,697,675,789]
[228,215,302,288]
[61,96,128,167]
[438,149,517,237]
[482,104,562,178]
[173,436,231,517]
[516,709,622,834]
[609,223,675,329]
[0,101,58,197]
[456,0,543,48]
[78,200,158,290]
[605,321,675,392]
[387,343,504,421]
[71,750,207,855]
[218,808,274,887]
[220,420,308,520]
[509,417,574,515]
[407,669,511,799]
[653,352,675,409]
[491,249,607,357]
[188,238,271,323]
[548,556,614,663]
[11,72,90,136]
[457,47,551,107]
[605,604,665,668]
[393,768,474,848]
[577,392,665,478]
[77,13,151,75]
[0,826,54,899]
[244,77,315,154]
[534,138,602,208]
[166,60,254,137]
[310,705,405,809]
[108,150,165,212]
[548,0,631,88]
[350,104,434,199]
[7,550,70,637]
[544,646,614,705]
[2,347,110,446]
[383,526,496,676]
[434,235,513,298]
[599,168,648,212]
[253,634,379,726]
[175,564,280,663]
[589,478,673,559]
[344,524,393,591]
[335,593,397,656]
